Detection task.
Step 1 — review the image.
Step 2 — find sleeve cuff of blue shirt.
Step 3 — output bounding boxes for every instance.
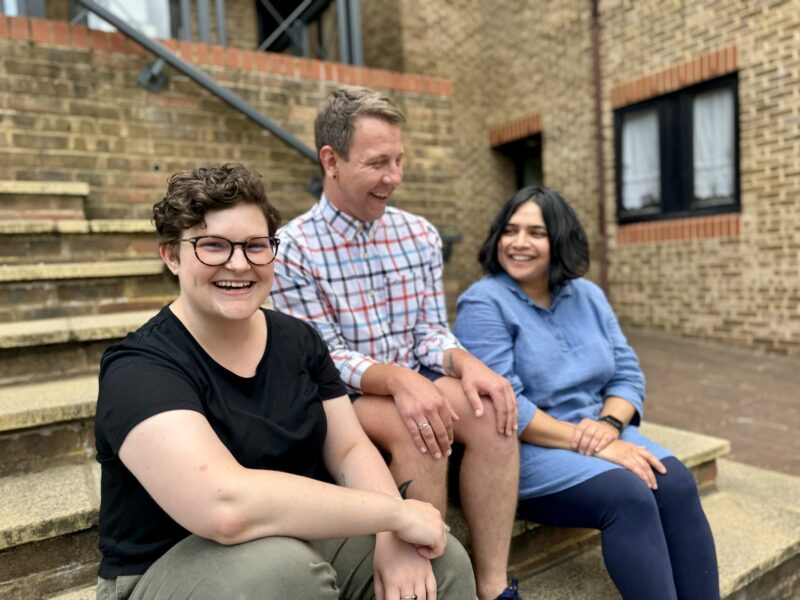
[516,397,537,436]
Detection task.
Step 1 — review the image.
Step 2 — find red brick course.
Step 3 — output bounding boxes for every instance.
[0,17,450,98]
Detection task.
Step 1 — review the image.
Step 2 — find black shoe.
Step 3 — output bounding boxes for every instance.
[494,579,521,600]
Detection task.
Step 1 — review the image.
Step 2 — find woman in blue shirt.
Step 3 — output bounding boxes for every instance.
[454,186,719,600]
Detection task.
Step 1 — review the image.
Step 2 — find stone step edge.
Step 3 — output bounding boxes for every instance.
[0,375,98,433]
[0,260,166,283]
[0,310,156,349]
[0,181,90,196]
[49,586,95,600]
[0,219,154,235]
[0,462,100,552]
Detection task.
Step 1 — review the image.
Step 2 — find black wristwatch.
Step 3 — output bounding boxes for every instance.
[597,415,624,434]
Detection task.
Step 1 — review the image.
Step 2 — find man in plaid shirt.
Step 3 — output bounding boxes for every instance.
[272,87,522,600]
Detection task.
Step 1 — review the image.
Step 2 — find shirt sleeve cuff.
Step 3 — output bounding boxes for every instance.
[516,395,537,436]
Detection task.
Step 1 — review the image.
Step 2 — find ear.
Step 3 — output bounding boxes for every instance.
[159,243,181,276]
[319,145,339,180]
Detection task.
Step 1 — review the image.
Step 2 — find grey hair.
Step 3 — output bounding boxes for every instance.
[314,87,406,159]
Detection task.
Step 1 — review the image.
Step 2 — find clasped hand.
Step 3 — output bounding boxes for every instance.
[374,498,449,600]
[594,439,667,489]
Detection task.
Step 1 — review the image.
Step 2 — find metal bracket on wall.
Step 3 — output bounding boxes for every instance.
[138,58,167,93]
[440,232,463,264]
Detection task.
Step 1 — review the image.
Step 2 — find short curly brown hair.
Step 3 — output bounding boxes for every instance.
[152,163,280,245]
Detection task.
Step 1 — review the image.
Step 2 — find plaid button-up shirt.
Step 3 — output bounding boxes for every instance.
[271,195,462,391]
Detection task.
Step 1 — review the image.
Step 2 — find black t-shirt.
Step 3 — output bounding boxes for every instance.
[95,306,347,578]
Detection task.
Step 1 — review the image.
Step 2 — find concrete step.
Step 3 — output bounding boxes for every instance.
[0,310,155,385]
[448,422,731,575]
[516,459,800,599]
[0,259,177,323]
[0,219,157,265]
[0,376,98,477]
[0,181,89,221]
[0,463,101,599]
[49,587,95,600]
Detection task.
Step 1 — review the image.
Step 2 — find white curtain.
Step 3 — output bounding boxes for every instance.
[621,108,661,210]
[3,0,19,16]
[88,0,171,39]
[693,88,734,205]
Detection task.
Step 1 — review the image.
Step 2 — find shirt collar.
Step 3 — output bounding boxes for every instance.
[319,194,380,239]
[495,271,573,310]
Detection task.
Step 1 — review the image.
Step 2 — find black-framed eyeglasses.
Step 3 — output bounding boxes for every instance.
[180,236,280,266]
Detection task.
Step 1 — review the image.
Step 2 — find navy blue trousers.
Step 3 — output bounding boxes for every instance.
[517,457,719,600]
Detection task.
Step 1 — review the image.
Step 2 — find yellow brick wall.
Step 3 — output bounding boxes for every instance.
[362,0,800,354]
[601,0,800,354]
[0,16,455,235]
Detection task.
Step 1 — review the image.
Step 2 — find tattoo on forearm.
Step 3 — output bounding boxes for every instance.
[445,353,456,376]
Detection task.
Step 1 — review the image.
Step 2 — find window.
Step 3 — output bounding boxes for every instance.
[84,0,175,39]
[497,134,543,189]
[614,75,739,223]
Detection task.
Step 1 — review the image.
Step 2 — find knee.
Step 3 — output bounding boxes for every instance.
[461,403,518,455]
[603,471,661,525]
[230,537,339,597]
[656,458,701,507]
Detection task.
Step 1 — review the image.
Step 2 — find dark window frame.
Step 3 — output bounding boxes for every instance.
[614,74,740,224]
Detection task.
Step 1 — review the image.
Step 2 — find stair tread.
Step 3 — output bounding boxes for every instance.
[0,259,165,282]
[0,310,156,349]
[0,219,153,235]
[49,587,95,600]
[49,586,95,600]
[518,459,800,599]
[0,375,98,432]
[639,421,731,467]
[0,181,90,196]
[0,462,100,551]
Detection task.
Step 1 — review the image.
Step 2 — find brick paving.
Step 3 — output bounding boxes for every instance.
[627,327,800,476]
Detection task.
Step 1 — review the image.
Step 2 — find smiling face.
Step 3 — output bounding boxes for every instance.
[321,116,404,222]
[160,203,274,326]
[497,200,551,292]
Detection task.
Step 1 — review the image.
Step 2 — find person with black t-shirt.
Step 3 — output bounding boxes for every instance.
[94,163,475,600]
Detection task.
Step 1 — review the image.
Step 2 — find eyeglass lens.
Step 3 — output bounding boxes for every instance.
[192,236,277,266]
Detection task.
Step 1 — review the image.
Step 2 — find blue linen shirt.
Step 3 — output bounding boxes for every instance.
[454,273,671,498]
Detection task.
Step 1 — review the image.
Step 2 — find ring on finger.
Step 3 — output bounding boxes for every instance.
[400,595,417,599]
[417,422,429,431]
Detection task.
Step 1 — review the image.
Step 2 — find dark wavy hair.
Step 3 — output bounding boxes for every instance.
[478,186,589,289]
[152,163,280,246]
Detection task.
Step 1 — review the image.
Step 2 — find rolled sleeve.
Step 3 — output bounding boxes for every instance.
[454,289,537,435]
[601,309,645,424]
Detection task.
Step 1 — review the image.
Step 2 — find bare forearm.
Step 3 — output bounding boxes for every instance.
[518,409,577,449]
[205,468,406,545]
[360,362,411,396]
[601,396,637,425]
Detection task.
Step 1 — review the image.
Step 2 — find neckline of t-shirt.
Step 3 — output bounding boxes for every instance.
[165,307,271,383]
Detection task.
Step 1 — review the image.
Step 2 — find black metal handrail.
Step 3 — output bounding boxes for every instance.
[76,0,319,166]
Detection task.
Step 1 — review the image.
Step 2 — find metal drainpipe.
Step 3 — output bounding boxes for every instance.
[590,0,609,294]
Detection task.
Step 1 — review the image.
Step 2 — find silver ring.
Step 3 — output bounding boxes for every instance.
[417,422,429,431]
[444,522,451,534]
